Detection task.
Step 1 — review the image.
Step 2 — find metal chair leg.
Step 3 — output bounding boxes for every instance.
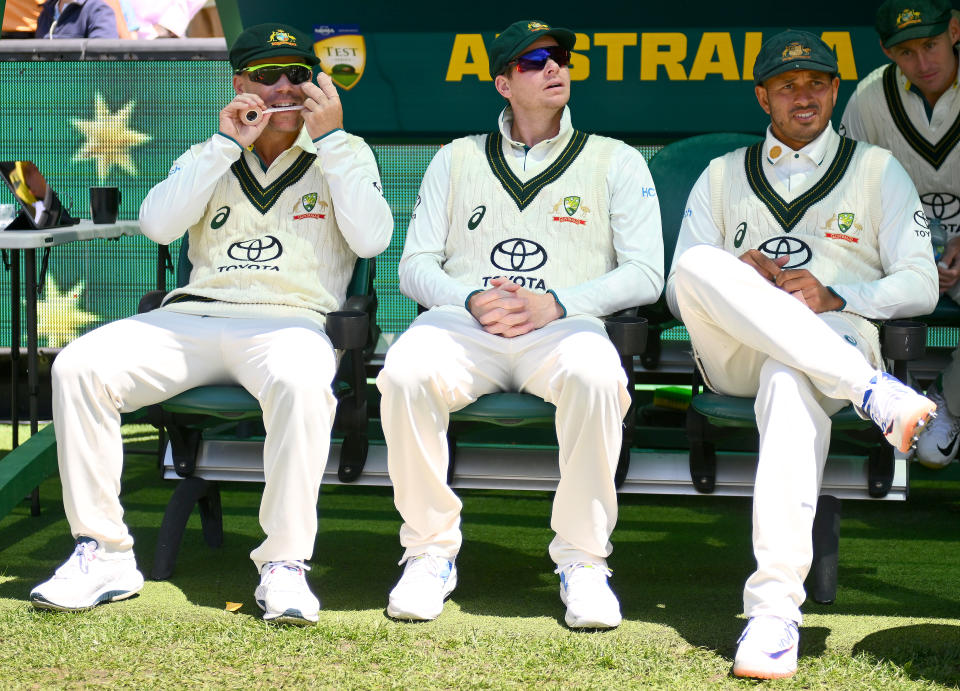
[152,477,220,580]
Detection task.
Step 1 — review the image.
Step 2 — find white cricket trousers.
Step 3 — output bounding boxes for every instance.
[672,245,883,624]
[376,305,631,567]
[51,308,338,571]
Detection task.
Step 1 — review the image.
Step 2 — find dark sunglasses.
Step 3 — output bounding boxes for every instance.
[507,46,571,73]
[237,63,312,86]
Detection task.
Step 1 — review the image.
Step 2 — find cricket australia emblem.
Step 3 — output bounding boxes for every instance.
[293,193,327,220]
[551,195,590,225]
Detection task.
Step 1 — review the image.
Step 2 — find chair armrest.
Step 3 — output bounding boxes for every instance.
[138,290,168,314]
[343,293,374,314]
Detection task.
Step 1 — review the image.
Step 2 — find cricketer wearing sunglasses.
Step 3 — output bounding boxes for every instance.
[30,23,393,624]
[377,19,664,628]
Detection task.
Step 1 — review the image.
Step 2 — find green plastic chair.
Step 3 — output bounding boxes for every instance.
[143,237,378,579]
[642,132,762,368]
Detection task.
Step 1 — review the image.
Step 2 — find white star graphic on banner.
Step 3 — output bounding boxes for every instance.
[72,93,152,181]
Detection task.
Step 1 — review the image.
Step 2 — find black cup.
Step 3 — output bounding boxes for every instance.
[604,315,648,357]
[90,187,121,224]
[326,310,368,350]
[881,319,927,361]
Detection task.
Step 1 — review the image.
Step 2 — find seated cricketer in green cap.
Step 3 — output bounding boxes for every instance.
[376,19,664,629]
[842,0,960,469]
[29,22,393,625]
[665,29,938,679]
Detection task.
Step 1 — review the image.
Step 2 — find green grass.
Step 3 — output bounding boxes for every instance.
[0,425,958,688]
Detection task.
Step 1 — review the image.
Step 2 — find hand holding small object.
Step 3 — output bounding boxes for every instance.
[243,105,305,125]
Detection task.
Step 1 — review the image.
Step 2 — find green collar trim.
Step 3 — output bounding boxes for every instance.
[744,136,857,231]
[485,130,589,211]
[883,63,960,170]
[230,151,317,215]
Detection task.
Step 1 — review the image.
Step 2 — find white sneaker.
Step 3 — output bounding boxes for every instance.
[386,555,457,621]
[30,537,144,611]
[860,373,936,453]
[255,560,320,625]
[915,382,960,468]
[733,615,799,679]
[556,562,622,629]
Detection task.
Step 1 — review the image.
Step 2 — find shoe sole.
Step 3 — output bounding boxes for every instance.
[892,402,937,453]
[732,663,796,680]
[564,615,622,629]
[386,569,458,621]
[563,608,622,629]
[262,608,318,626]
[30,582,143,612]
[255,597,319,626]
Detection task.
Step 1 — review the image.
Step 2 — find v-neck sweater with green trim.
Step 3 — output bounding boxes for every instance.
[158,131,360,326]
[440,127,619,296]
[708,128,891,306]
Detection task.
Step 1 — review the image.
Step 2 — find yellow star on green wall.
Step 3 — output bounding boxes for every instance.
[72,93,152,181]
[35,275,99,348]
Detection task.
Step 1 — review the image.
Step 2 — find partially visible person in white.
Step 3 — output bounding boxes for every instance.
[666,30,938,680]
[842,0,960,468]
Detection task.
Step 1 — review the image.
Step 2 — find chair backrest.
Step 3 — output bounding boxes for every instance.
[637,133,761,330]
[648,132,762,276]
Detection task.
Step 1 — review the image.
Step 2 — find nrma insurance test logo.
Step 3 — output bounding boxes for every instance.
[314,25,365,90]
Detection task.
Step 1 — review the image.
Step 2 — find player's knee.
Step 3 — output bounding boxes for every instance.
[377,344,437,394]
[51,339,99,387]
[760,358,803,388]
[271,358,336,395]
[674,244,716,284]
[559,348,624,396]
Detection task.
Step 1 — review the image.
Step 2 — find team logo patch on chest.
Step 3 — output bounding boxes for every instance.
[821,212,862,243]
[550,196,590,225]
[293,193,327,220]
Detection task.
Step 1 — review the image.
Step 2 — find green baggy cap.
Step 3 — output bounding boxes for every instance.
[753,29,838,84]
[488,20,576,76]
[875,0,954,48]
[229,23,320,71]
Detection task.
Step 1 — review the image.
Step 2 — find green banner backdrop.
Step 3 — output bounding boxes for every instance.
[212,0,898,136]
[0,0,940,347]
